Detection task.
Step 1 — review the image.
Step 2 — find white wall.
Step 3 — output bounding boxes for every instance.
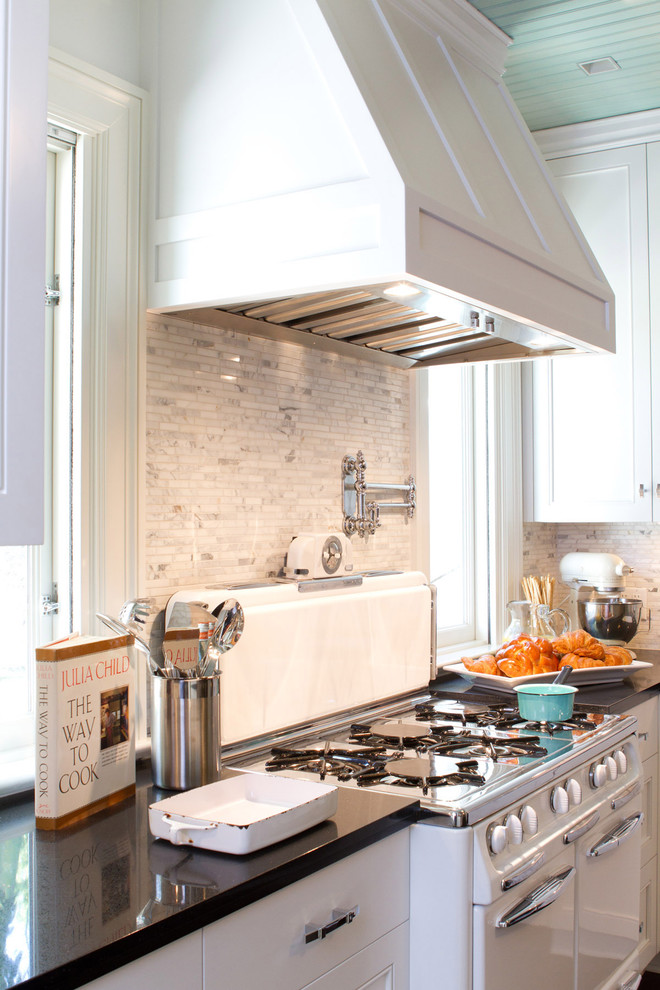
[49,0,142,86]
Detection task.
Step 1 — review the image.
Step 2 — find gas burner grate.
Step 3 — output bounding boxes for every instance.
[356,757,486,795]
[349,721,547,763]
[415,699,521,730]
[265,744,397,781]
[522,714,598,734]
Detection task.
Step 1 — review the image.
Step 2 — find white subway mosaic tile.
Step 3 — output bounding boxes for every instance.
[145,316,414,596]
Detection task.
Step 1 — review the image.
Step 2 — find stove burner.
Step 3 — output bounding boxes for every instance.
[415,699,521,731]
[358,756,487,795]
[265,744,396,781]
[350,721,435,750]
[522,714,596,734]
[350,722,547,762]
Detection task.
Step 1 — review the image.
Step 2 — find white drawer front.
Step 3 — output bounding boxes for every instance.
[203,831,410,990]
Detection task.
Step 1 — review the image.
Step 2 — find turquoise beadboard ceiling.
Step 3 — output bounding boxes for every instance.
[467,0,660,131]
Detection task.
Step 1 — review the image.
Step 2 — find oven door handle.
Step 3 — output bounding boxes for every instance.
[562,809,601,845]
[495,866,575,929]
[501,852,546,891]
[587,812,644,858]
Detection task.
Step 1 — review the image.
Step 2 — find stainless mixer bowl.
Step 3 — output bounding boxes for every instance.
[578,597,642,643]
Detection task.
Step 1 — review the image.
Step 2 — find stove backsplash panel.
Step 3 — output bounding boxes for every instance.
[145,314,414,596]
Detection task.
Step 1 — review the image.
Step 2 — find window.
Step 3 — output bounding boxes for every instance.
[420,362,523,661]
[0,56,145,794]
[0,129,77,793]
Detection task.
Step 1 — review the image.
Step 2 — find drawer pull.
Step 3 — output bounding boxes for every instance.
[610,783,641,811]
[304,905,360,944]
[587,813,644,858]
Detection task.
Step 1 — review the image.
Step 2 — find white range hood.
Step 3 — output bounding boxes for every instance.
[148,0,615,367]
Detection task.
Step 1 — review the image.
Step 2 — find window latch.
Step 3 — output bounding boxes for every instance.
[42,592,60,615]
[45,275,60,307]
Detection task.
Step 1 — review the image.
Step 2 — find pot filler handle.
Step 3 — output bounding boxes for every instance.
[587,812,644,858]
[496,867,575,929]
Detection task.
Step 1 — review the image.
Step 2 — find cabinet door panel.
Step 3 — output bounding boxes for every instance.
[203,832,409,990]
[303,923,409,990]
[527,144,651,522]
[649,141,660,516]
[0,0,48,544]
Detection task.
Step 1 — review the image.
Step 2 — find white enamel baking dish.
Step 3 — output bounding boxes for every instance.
[148,772,338,855]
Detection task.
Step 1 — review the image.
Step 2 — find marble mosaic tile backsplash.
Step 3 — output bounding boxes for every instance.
[524,522,660,650]
[144,315,414,597]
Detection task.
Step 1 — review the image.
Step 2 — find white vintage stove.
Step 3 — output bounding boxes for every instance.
[170,571,644,990]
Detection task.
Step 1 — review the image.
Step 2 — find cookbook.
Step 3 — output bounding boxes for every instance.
[35,633,136,829]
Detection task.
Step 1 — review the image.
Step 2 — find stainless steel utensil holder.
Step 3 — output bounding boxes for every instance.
[342,450,416,537]
[150,673,221,790]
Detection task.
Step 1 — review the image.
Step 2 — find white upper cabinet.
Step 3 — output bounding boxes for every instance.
[0,0,48,545]
[524,135,658,522]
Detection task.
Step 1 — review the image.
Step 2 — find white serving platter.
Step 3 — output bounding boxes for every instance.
[444,656,652,693]
[148,773,338,855]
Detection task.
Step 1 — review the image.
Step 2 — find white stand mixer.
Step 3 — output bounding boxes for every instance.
[559,552,641,645]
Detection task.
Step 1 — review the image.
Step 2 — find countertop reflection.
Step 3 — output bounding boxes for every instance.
[0,767,417,990]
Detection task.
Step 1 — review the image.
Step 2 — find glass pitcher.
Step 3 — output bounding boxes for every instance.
[504,600,570,641]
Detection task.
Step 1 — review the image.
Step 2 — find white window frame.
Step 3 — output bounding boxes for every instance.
[412,361,523,670]
[48,48,147,745]
[1,53,147,794]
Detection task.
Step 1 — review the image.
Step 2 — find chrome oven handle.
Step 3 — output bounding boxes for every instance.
[611,783,641,811]
[495,867,575,929]
[563,809,601,845]
[587,813,644,858]
[501,852,546,891]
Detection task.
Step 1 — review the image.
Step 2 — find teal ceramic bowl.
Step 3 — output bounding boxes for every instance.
[514,684,578,722]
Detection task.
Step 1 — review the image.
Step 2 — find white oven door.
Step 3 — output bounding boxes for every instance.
[574,800,643,990]
[472,848,576,990]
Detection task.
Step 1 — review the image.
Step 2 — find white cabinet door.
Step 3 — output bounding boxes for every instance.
[525,143,652,522]
[0,0,48,544]
[203,831,409,990]
[81,931,203,990]
[649,141,660,511]
[302,923,409,990]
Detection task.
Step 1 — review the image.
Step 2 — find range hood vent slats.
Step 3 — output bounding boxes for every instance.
[244,290,376,322]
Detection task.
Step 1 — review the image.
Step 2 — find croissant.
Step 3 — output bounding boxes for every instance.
[531,652,560,675]
[497,654,533,677]
[559,652,605,669]
[461,654,500,676]
[552,629,605,660]
[602,645,634,667]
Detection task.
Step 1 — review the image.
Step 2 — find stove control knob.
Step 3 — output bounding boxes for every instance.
[551,785,569,815]
[614,749,628,775]
[519,805,538,836]
[565,778,582,806]
[590,762,608,789]
[604,755,618,781]
[504,814,523,845]
[487,823,508,856]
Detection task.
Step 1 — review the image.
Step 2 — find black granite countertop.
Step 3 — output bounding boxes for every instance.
[3,649,659,990]
[0,766,418,990]
[431,648,660,714]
